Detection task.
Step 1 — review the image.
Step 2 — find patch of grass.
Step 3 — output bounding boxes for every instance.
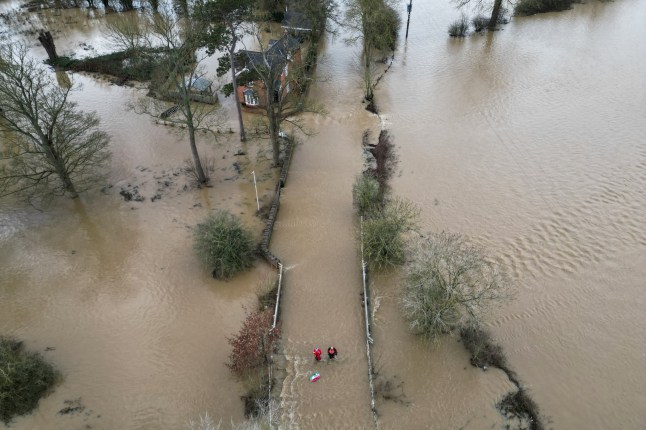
[1,337,58,424]
[448,15,469,37]
[194,210,255,279]
[515,0,577,16]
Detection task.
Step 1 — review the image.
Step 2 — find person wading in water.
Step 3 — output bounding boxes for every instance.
[313,347,322,362]
[327,346,337,361]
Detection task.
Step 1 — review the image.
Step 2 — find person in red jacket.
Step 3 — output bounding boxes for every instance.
[327,346,337,360]
[313,347,322,362]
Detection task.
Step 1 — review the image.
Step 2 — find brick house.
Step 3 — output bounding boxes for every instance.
[235,34,302,110]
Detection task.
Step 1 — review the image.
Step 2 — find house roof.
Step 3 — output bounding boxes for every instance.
[238,35,301,76]
[281,11,312,32]
[187,77,213,92]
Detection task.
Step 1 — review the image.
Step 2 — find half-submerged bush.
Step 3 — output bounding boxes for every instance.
[472,15,490,32]
[194,210,255,279]
[362,0,401,52]
[448,15,469,37]
[361,198,419,270]
[515,0,577,16]
[353,174,381,216]
[1,337,58,424]
[401,232,510,341]
[226,309,280,378]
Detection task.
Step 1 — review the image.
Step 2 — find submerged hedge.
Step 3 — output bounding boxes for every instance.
[515,0,578,16]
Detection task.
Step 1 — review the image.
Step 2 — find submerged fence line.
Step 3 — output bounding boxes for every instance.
[360,216,379,428]
[259,137,295,428]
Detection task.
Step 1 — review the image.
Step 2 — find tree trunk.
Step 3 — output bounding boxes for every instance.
[44,136,78,197]
[102,0,109,9]
[363,41,373,101]
[229,42,246,142]
[188,123,207,184]
[119,0,133,10]
[488,0,503,31]
[267,105,280,167]
[37,30,58,62]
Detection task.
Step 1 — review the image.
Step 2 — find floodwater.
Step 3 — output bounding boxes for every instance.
[1,4,279,430]
[369,0,646,429]
[273,0,646,429]
[1,0,645,429]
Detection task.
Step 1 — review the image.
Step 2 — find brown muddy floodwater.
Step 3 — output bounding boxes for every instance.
[2,0,646,429]
[367,0,646,429]
[1,6,280,430]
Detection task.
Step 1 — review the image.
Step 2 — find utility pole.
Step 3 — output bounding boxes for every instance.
[405,0,413,40]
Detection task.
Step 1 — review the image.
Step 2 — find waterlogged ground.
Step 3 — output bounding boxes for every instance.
[1,5,280,428]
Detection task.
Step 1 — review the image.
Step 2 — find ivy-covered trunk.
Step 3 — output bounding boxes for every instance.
[488,0,503,30]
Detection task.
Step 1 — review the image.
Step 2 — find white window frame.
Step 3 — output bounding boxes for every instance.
[244,91,259,106]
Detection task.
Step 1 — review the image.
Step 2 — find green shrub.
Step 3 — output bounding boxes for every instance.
[194,210,255,279]
[515,0,576,16]
[448,15,469,37]
[353,174,381,216]
[361,198,419,270]
[1,337,58,424]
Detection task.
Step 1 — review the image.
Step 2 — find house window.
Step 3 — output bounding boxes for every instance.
[243,89,259,106]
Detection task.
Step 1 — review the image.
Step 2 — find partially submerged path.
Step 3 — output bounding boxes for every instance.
[270,35,378,428]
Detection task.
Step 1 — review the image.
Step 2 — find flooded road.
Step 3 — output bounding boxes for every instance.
[270,33,376,427]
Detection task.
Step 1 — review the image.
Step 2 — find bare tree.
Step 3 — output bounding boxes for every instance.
[455,0,505,31]
[0,43,110,202]
[401,231,511,341]
[37,30,58,62]
[102,11,150,55]
[132,9,223,185]
[240,30,324,166]
[194,0,255,142]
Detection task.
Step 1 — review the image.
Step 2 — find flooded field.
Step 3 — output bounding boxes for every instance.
[1,5,279,428]
[370,0,646,429]
[1,0,645,429]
